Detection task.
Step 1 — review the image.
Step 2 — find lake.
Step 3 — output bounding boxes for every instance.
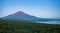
[37,21,60,24]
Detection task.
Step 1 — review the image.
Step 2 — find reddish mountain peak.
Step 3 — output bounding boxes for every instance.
[13,11,27,15]
[16,11,25,13]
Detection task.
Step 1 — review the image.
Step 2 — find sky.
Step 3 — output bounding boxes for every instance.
[0,0,60,18]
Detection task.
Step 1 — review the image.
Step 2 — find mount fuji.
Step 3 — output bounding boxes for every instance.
[2,11,40,20]
[1,11,60,22]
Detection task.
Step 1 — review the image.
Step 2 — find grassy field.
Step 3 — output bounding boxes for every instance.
[0,19,60,33]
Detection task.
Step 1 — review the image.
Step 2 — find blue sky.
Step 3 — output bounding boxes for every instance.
[0,0,60,18]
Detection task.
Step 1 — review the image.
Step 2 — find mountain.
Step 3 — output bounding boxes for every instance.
[1,11,60,22]
[2,11,40,21]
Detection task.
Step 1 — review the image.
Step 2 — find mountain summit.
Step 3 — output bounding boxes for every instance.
[13,11,27,15]
[10,11,27,16]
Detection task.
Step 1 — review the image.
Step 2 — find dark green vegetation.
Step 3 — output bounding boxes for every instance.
[0,19,60,33]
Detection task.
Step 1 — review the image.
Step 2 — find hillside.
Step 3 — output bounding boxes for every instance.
[0,19,60,33]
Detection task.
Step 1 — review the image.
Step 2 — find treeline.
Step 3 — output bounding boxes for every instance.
[0,19,60,33]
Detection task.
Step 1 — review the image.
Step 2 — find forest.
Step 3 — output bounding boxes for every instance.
[0,19,60,33]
